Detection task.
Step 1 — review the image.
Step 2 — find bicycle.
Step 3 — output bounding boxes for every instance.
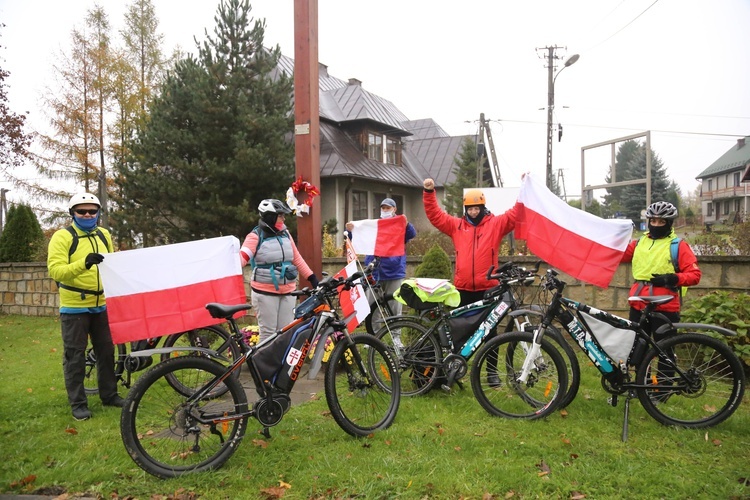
[367,262,575,419]
[120,269,400,478]
[84,325,241,396]
[475,267,746,440]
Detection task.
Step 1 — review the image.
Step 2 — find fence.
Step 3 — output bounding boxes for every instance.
[2,256,749,317]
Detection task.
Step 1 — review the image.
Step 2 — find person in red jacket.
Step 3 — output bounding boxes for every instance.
[621,200,701,331]
[422,178,521,307]
[620,201,701,401]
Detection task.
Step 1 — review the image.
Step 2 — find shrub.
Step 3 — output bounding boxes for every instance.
[0,204,46,262]
[322,232,341,258]
[406,229,453,257]
[681,290,750,374]
[414,243,452,279]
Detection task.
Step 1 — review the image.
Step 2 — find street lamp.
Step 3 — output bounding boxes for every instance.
[546,52,580,189]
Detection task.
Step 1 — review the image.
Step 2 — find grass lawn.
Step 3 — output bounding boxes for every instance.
[1,314,749,499]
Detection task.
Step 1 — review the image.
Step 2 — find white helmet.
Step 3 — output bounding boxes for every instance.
[68,193,101,210]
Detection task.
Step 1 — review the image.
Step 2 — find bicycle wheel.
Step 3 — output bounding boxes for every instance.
[120,356,248,478]
[371,319,442,396]
[161,325,241,396]
[84,342,126,395]
[470,331,568,419]
[325,333,400,437]
[504,321,581,409]
[636,333,746,429]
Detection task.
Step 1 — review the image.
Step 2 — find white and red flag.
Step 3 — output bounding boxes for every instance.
[334,260,371,333]
[348,215,407,257]
[99,236,246,344]
[514,173,633,288]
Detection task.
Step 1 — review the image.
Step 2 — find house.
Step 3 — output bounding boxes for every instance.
[696,136,750,225]
[277,55,474,244]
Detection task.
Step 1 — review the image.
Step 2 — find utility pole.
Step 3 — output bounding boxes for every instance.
[538,46,579,190]
[475,113,503,188]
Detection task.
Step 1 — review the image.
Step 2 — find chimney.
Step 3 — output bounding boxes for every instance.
[348,78,362,87]
[738,138,746,149]
[318,63,328,78]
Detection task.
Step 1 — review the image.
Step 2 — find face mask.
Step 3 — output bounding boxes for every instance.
[73,215,98,231]
[380,210,395,219]
[648,222,670,239]
[274,221,285,231]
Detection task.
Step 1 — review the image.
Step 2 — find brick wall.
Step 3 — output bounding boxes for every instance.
[2,256,749,317]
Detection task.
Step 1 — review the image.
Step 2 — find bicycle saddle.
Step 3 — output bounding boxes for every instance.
[205,302,253,319]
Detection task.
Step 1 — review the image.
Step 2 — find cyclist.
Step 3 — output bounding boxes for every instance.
[621,200,701,332]
[240,199,319,343]
[345,197,417,346]
[47,193,124,421]
[423,179,522,386]
[621,201,701,399]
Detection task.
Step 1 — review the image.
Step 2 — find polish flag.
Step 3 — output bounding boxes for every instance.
[99,236,247,344]
[348,215,407,257]
[514,173,633,288]
[334,261,371,333]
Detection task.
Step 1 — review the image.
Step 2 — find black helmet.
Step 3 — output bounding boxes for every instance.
[645,201,678,220]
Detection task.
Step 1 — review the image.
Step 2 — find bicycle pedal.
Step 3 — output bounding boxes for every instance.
[440,384,452,394]
[607,396,618,407]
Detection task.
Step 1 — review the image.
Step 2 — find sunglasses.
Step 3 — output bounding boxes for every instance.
[74,209,99,216]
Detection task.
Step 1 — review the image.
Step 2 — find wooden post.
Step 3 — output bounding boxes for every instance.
[293,0,321,280]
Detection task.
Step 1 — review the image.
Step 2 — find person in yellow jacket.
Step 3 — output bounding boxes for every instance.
[47,193,123,421]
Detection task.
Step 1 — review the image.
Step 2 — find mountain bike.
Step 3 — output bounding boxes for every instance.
[84,325,240,396]
[476,267,746,440]
[367,262,575,420]
[120,269,400,478]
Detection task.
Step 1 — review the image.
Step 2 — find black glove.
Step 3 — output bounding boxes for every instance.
[308,274,319,288]
[650,273,678,288]
[85,253,104,269]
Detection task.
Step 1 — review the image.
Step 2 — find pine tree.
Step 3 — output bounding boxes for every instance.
[415,244,452,280]
[0,204,45,262]
[601,140,677,223]
[117,0,294,244]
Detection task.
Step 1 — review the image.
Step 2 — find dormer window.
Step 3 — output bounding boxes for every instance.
[364,129,402,165]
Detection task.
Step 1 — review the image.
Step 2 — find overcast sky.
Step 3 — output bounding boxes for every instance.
[2,0,749,206]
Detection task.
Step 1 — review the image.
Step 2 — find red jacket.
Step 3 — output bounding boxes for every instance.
[423,189,520,292]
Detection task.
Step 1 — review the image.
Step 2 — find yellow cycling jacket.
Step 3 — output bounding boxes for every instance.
[47,225,114,309]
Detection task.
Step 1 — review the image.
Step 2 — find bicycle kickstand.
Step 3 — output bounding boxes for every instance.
[621,390,636,442]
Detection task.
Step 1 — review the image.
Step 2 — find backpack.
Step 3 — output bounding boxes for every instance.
[65,225,109,261]
[637,236,685,301]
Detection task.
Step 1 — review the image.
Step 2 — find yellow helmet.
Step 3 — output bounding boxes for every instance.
[463,189,486,206]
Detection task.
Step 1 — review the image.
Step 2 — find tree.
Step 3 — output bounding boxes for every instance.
[0,25,31,179]
[116,0,294,244]
[444,137,479,216]
[601,140,677,223]
[0,204,45,262]
[23,7,114,222]
[415,243,452,280]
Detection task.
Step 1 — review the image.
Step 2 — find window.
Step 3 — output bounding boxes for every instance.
[735,199,741,213]
[707,179,713,191]
[372,192,387,218]
[386,137,401,165]
[367,133,382,162]
[707,203,713,216]
[734,172,741,187]
[352,190,368,220]
[724,201,730,215]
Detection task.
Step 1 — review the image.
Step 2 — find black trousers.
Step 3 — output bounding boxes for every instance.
[60,311,118,408]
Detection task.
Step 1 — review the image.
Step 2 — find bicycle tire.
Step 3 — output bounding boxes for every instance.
[370,318,442,396]
[324,333,400,437]
[636,332,746,429]
[504,322,581,409]
[470,331,568,420]
[161,325,241,397]
[120,356,248,478]
[84,342,127,395]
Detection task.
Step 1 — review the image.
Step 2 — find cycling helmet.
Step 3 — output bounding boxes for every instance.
[258,199,292,228]
[645,201,678,219]
[463,189,486,207]
[258,199,292,215]
[68,192,101,210]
